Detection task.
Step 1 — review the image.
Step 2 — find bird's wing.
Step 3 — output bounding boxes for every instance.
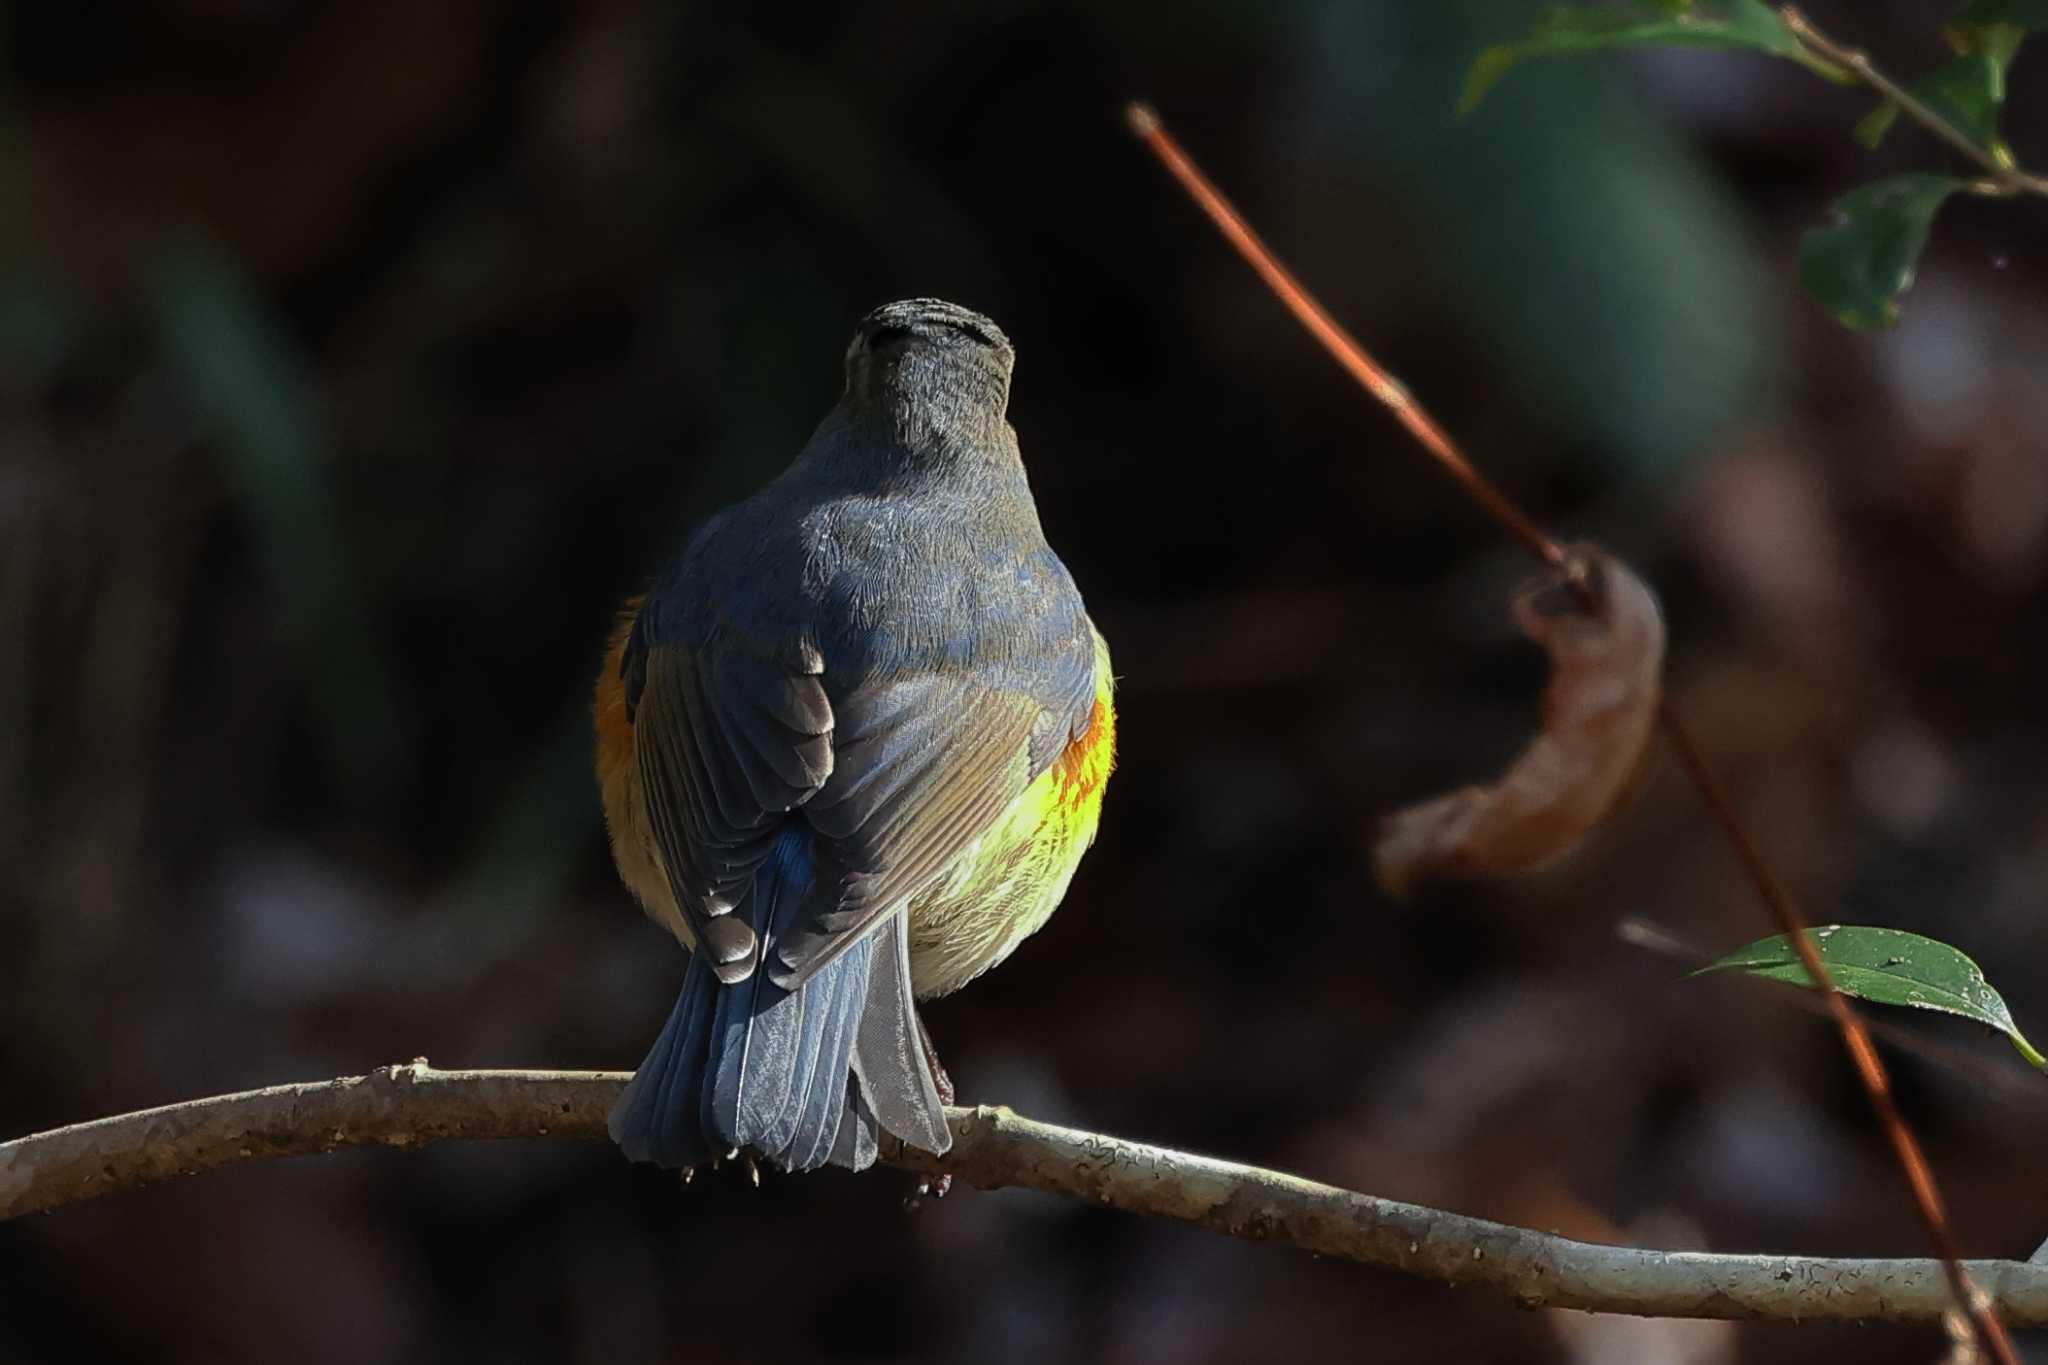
[769,631,1100,990]
[628,623,834,984]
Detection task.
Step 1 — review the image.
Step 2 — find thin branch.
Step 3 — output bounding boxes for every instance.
[5,1066,2048,1325]
[1777,7,2048,199]
[1120,105,1563,571]
[1124,103,2020,1364]
[1653,703,2009,1348]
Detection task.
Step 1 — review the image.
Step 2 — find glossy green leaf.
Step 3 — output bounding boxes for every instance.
[1857,23,2023,151]
[1797,174,1961,330]
[1461,0,1802,114]
[1696,926,2048,1069]
[1961,0,2048,28]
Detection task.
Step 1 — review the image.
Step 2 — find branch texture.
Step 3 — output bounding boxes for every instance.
[5,1065,2046,1326]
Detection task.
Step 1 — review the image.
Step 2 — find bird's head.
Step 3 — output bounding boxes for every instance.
[843,299,1015,437]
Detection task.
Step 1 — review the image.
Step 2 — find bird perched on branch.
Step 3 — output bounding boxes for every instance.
[594,298,1115,1173]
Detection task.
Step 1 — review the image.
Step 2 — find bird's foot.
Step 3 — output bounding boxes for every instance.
[910,1011,955,1201]
[915,1012,956,1106]
[902,1170,954,1211]
[683,1147,758,1186]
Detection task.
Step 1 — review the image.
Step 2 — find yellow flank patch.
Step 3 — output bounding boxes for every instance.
[596,608,1115,994]
[904,629,1116,999]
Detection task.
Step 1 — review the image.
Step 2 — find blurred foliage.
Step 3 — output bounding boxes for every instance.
[150,240,408,801]
[1310,1,1775,480]
[1460,0,1810,115]
[1465,0,2048,330]
[1964,0,2048,26]
[1853,21,2023,153]
[1798,173,1962,329]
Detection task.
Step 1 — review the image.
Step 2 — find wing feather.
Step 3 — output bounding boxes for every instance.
[632,643,832,981]
[769,655,1093,989]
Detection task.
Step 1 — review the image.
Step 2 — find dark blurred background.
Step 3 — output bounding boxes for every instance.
[5,1,2048,1361]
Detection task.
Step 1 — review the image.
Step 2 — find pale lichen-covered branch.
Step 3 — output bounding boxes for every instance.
[4,1064,2042,1326]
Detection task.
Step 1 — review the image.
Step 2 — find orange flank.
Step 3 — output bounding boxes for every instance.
[593,596,643,797]
[1054,694,1117,813]
[595,594,680,935]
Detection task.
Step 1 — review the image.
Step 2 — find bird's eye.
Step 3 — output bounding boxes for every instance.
[865,324,915,349]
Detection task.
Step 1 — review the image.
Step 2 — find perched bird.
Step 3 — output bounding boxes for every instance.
[594,298,1115,1173]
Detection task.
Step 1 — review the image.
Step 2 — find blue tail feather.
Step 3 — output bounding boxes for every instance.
[851,913,952,1154]
[827,1078,879,1171]
[605,947,717,1169]
[785,942,874,1170]
[611,828,937,1173]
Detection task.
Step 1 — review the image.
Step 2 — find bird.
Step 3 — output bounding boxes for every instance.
[594,298,1115,1174]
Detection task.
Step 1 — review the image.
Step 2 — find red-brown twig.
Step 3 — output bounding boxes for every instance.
[1125,101,2018,1361]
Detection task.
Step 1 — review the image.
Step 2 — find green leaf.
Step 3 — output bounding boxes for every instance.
[1912,46,2009,145]
[1460,0,1803,114]
[1852,102,1901,150]
[1961,0,2048,28]
[1696,926,2048,1069]
[1859,23,2024,151]
[1972,22,2027,95]
[1797,174,1961,330]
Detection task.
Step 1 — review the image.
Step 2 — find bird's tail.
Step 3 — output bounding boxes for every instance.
[608,829,951,1172]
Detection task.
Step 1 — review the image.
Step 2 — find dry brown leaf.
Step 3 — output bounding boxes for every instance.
[1374,546,1666,896]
